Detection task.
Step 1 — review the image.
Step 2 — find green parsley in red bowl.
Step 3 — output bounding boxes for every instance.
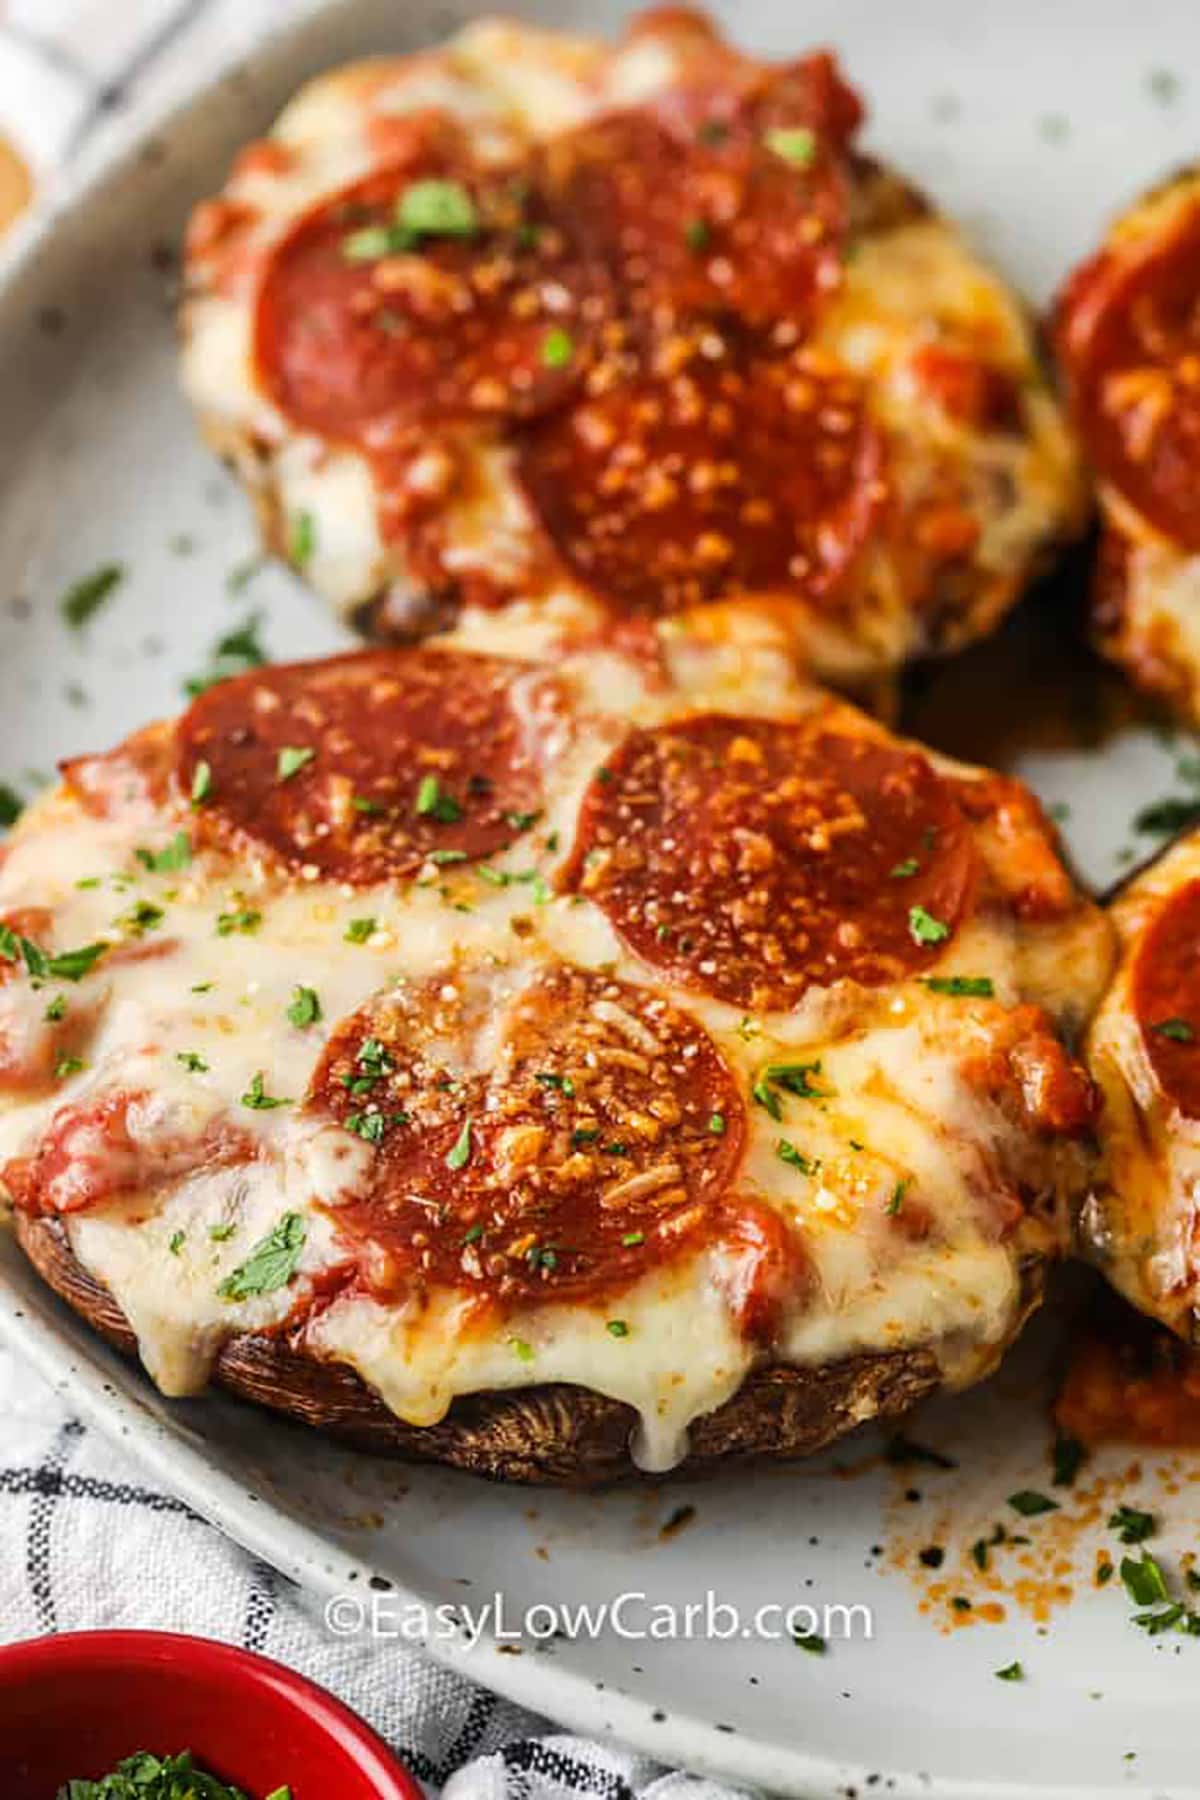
[0,1631,420,1800]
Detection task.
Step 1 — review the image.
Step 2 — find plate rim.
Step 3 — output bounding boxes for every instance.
[0,4,1194,1796]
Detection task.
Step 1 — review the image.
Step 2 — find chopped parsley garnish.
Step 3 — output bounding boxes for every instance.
[343,224,404,261]
[776,1139,819,1175]
[2,932,109,983]
[397,177,478,237]
[119,899,165,937]
[890,858,919,879]
[1134,1602,1193,1635]
[505,809,541,831]
[764,125,817,166]
[344,916,377,944]
[60,563,124,631]
[184,616,267,698]
[45,941,107,982]
[175,1051,209,1073]
[356,1036,394,1080]
[1121,1551,1169,1608]
[277,745,315,781]
[1008,1490,1059,1518]
[606,1319,630,1338]
[752,1059,825,1117]
[1134,795,1200,836]
[995,1662,1024,1682]
[54,1055,85,1080]
[290,511,316,566]
[541,326,574,368]
[572,1127,600,1148]
[684,217,711,251]
[168,1232,185,1258]
[191,760,212,805]
[429,848,467,865]
[287,985,321,1028]
[415,775,463,822]
[886,1178,908,1215]
[240,1071,290,1111]
[921,975,995,998]
[708,1111,726,1135]
[1152,1018,1195,1043]
[216,906,261,937]
[1052,1431,1086,1488]
[622,1230,645,1248]
[462,1223,484,1245]
[43,994,67,1023]
[535,1071,575,1095]
[698,118,730,144]
[446,1116,474,1170]
[208,1222,235,1242]
[1109,1505,1157,1545]
[218,1211,305,1298]
[0,784,22,828]
[909,904,950,946]
[793,1631,826,1654]
[509,1335,535,1363]
[136,831,192,874]
[226,554,265,593]
[345,1110,388,1145]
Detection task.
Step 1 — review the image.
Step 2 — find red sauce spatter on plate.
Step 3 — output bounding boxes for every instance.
[1131,876,1200,1117]
[1056,196,1200,550]
[306,961,790,1322]
[176,648,550,884]
[517,329,883,615]
[562,711,976,1010]
[256,154,612,437]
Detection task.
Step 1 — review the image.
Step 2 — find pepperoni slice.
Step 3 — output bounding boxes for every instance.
[256,156,612,439]
[563,713,976,1011]
[1056,197,1200,550]
[1132,878,1200,1118]
[306,960,747,1309]
[177,649,550,884]
[517,329,884,616]
[539,101,846,332]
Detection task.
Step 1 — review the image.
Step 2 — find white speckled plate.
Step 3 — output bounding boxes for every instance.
[2,3,1200,1795]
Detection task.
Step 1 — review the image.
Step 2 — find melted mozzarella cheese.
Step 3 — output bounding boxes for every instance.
[0,639,1108,1468]
[179,16,1083,686]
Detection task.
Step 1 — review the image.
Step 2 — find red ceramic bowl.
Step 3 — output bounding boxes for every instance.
[0,1630,421,1800]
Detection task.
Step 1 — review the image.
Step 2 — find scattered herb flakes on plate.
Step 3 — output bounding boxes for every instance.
[60,562,124,631]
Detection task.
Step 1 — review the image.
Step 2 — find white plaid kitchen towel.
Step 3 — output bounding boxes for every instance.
[0,6,754,1797]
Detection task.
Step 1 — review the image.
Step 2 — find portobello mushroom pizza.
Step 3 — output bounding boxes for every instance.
[0,635,1110,1484]
[1055,169,1200,724]
[180,6,1083,694]
[1083,829,1200,1341]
